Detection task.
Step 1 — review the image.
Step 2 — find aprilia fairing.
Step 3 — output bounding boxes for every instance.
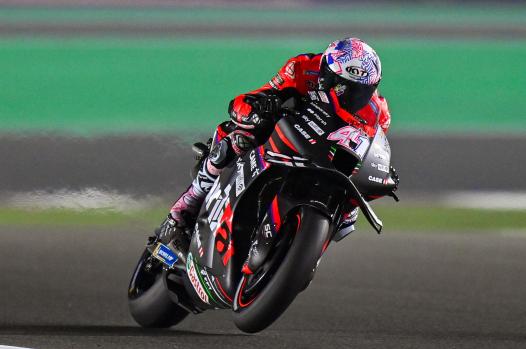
[182,90,395,310]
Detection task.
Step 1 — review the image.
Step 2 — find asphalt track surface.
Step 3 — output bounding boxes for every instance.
[1,134,525,196]
[0,226,525,348]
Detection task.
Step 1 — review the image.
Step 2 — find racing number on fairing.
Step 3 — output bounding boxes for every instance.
[327,126,370,160]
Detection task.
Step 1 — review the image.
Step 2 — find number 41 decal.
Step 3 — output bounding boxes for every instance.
[327,126,370,160]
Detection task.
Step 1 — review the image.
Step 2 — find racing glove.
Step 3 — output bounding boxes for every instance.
[228,92,282,129]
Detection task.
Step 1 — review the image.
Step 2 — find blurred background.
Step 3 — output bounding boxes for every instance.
[1,1,525,347]
[1,0,525,230]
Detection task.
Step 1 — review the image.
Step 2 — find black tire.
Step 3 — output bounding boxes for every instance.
[128,249,189,328]
[232,206,330,333]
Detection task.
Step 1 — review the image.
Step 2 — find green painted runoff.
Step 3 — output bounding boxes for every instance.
[1,38,525,135]
[1,206,525,232]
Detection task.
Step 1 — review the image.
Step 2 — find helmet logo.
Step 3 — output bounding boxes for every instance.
[334,84,347,96]
[346,66,368,78]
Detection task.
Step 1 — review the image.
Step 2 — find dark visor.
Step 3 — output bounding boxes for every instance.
[319,57,378,113]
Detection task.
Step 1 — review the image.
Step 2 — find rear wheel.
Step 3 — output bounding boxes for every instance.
[128,249,189,328]
[232,206,330,333]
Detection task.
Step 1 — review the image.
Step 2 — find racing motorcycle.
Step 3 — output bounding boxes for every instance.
[127,91,398,333]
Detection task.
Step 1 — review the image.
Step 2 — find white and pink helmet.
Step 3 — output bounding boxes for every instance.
[319,38,382,113]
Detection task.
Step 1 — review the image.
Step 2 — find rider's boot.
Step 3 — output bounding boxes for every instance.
[333,207,359,241]
[155,158,220,254]
[154,130,257,256]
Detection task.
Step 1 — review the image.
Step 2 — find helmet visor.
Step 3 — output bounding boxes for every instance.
[319,57,378,114]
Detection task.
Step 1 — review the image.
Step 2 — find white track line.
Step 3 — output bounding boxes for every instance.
[1,188,160,212]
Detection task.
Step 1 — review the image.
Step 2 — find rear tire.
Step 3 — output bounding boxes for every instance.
[232,206,330,333]
[128,249,189,328]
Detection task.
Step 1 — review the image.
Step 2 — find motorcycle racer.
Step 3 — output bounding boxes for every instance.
[157,38,398,253]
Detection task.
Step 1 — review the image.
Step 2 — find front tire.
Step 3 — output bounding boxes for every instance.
[128,249,189,328]
[232,206,330,333]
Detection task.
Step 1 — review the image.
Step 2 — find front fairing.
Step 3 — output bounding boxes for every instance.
[183,93,394,309]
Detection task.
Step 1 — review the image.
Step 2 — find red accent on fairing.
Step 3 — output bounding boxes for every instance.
[367,195,383,200]
[224,203,234,232]
[215,202,233,239]
[215,279,232,303]
[242,263,254,275]
[257,146,269,168]
[215,240,225,253]
[215,203,235,266]
[271,196,281,232]
[275,124,299,153]
[268,135,279,153]
[216,226,227,240]
[329,90,376,138]
[295,213,301,234]
[232,95,253,123]
[222,241,234,267]
[237,277,256,308]
[322,239,330,253]
[215,279,233,302]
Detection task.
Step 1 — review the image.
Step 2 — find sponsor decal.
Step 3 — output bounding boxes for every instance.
[308,91,319,101]
[152,243,178,268]
[235,160,245,197]
[374,151,387,160]
[187,253,209,304]
[334,84,346,96]
[368,175,384,184]
[346,65,369,78]
[371,162,389,173]
[307,120,325,136]
[294,124,312,140]
[263,223,272,238]
[274,73,284,84]
[285,61,295,79]
[194,224,204,258]
[318,91,330,104]
[310,102,332,117]
[205,181,232,234]
[327,126,370,160]
[306,108,327,125]
[269,73,285,89]
[304,70,319,76]
[249,150,259,178]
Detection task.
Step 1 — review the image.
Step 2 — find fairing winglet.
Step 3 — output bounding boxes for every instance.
[348,178,383,233]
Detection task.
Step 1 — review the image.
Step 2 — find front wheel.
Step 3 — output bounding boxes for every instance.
[232,206,330,333]
[128,249,189,328]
